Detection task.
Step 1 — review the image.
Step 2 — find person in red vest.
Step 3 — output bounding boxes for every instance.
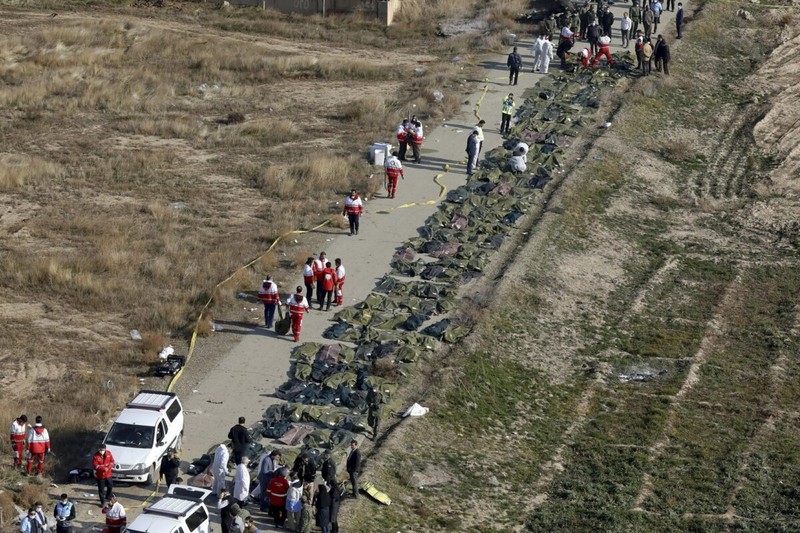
[334,258,346,307]
[102,494,126,533]
[285,287,310,342]
[9,414,27,469]
[26,416,50,475]
[302,257,314,302]
[267,468,290,529]
[93,444,115,508]
[319,262,338,311]
[313,252,326,308]
[257,276,281,329]
[591,31,616,67]
[384,151,404,199]
[578,47,592,68]
[396,119,409,161]
[342,190,363,236]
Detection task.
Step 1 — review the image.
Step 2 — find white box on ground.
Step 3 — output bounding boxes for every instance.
[370,142,392,166]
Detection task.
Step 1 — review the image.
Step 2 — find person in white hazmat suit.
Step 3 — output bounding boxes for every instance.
[531,34,545,72]
[538,35,555,74]
[509,142,530,173]
[212,443,230,497]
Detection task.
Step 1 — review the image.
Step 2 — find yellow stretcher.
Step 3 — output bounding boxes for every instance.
[361,480,391,505]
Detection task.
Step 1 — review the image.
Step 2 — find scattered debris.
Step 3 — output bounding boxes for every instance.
[158,345,175,359]
[402,403,429,418]
[130,329,142,341]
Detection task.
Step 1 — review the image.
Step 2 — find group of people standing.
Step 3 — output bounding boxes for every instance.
[395,116,424,164]
[214,418,366,533]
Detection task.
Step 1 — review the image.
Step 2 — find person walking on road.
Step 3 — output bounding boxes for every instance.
[92,444,114,507]
[287,287,310,342]
[500,93,514,136]
[212,442,230,497]
[473,119,486,156]
[630,0,642,36]
[651,0,663,33]
[507,46,522,85]
[334,258,345,307]
[26,416,49,476]
[384,150,403,199]
[342,190,363,236]
[54,494,76,533]
[302,257,314,303]
[160,448,181,488]
[346,440,361,499]
[643,4,654,39]
[228,417,251,465]
[676,3,684,38]
[531,35,543,72]
[538,34,554,74]
[466,129,480,176]
[10,414,28,470]
[257,276,280,329]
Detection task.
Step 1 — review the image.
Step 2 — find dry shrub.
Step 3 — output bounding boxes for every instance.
[328,215,350,229]
[290,249,314,269]
[141,331,168,363]
[212,119,302,148]
[0,153,64,189]
[116,117,201,140]
[0,488,15,525]
[195,315,214,338]
[340,95,392,130]
[371,358,402,381]
[14,482,49,509]
[256,253,279,272]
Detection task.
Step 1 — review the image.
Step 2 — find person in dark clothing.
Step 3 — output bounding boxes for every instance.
[321,450,337,485]
[218,488,235,533]
[159,449,181,488]
[54,494,76,533]
[291,453,317,484]
[315,484,331,533]
[506,46,522,85]
[227,417,251,465]
[366,387,383,441]
[587,21,600,54]
[654,35,671,74]
[676,3,684,38]
[603,9,615,38]
[329,482,341,533]
[346,440,361,499]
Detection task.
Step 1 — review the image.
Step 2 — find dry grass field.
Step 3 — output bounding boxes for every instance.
[0,1,530,510]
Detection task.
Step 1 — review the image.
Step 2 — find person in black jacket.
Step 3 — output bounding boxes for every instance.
[506,46,522,85]
[227,417,251,465]
[315,484,331,533]
[292,453,317,484]
[654,35,671,74]
[159,449,180,488]
[329,481,341,533]
[321,450,336,485]
[346,440,361,499]
[218,488,235,533]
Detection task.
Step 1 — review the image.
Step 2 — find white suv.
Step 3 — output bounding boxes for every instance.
[104,390,184,484]
[124,485,212,533]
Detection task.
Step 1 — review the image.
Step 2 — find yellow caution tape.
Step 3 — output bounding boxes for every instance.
[473,81,491,121]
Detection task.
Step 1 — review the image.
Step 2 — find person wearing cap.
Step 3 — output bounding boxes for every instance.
[54,493,76,533]
[500,93,514,136]
[102,495,126,533]
[257,276,281,329]
[160,448,181,488]
[10,414,28,470]
[92,444,115,507]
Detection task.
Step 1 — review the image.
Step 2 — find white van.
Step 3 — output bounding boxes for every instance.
[104,390,184,484]
[124,485,212,533]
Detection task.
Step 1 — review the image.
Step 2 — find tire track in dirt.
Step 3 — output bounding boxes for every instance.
[631,271,743,512]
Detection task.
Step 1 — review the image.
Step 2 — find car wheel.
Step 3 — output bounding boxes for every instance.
[145,464,155,485]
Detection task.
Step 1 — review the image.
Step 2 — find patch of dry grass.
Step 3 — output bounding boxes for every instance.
[0,153,64,189]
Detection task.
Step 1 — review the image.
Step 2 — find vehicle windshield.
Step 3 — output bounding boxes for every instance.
[105,423,155,449]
